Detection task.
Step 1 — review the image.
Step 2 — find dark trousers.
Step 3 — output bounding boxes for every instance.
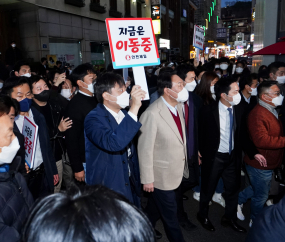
[145,188,185,242]
[199,152,239,219]
[175,176,194,222]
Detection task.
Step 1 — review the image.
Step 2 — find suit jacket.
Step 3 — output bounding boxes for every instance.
[138,97,187,191]
[84,103,142,207]
[185,92,202,186]
[198,101,243,176]
[14,106,58,192]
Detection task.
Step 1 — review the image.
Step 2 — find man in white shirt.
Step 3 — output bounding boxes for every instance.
[3,76,58,199]
[197,77,246,233]
[84,72,145,208]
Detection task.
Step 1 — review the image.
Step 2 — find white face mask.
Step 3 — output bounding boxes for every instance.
[109,91,130,109]
[215,65,220,69]
[185,81,197,92]
[270,94,284,107]
[21,73,31,78]
[210,85,215,94]
[0,137,20,166]
[82,81,95,94]
[220,64,228,70]
[249,87,257,96]
[11,44,16,48]
[197,80,201,84]
[61,88,72,100]
[0,83,3,89]
[168,87,189,103]
[226,93,241,106]
[217,73,221,78]
[147,69,153,74]
[236,67,243,73]
[276,75,285,84]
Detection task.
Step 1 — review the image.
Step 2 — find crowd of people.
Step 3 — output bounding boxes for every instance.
[0,44,285,242]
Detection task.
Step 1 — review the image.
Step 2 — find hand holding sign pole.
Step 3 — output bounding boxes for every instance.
[106,18,160,100]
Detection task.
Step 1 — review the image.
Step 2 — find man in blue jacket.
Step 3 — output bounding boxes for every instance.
[84,72,146,207]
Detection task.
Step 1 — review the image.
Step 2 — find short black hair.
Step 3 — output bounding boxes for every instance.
[239,73,258,91]
[157,71,177,96]
[56,61,62,65]
[95,72,125,103]
[0,95,19,116]
[176,64,196,81]
[258,69,270,82]
[14,60,30,73]
[41,57,47,63]
[22,185,155,242]
[215,77,237,100]
[0,96,11,117]
[257,80,278,99]
[2,76,30,96]
[236,61,245,68]
[69,64,95,87]
[29,75,48,92]
[268,61,285,75]
[220,57,230,64]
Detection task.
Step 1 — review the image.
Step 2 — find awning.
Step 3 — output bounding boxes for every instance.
[243,51,254,57]
[252,39,285,55]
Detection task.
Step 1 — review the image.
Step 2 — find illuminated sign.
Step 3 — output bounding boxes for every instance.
[252,8,255,21]
[159,38,170,49]
[152,19,161,34]
[151,5,160,20]
[251,34,254,42]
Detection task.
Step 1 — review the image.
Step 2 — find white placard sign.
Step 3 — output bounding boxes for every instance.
[106,18,160,69]
[193,25,204,50]
[22,116,38,168]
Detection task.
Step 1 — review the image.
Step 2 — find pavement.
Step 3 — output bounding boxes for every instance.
[141,176,252,242]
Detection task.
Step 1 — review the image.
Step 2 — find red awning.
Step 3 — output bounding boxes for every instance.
[243,51,254,57]
[252,40,285,55]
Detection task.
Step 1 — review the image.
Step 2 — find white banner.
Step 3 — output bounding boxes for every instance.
[193,25,204,50]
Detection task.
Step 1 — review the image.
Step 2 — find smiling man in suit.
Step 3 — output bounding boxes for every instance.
[197,77,246,233]
[138,71,189,242]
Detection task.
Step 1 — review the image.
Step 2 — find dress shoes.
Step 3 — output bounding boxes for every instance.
[179,219,197,232]
[196,213,215,232]
[155,229,162,240]
[183,194,189,200]
[221,216,247,233]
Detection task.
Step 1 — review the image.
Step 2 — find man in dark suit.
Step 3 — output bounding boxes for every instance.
[84,72,145,207]
[3,76,58,199]
[197,77,246,233]
[65,64,97,183]
[176,64,201,231]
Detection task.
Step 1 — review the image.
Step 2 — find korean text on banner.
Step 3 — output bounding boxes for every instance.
[193,25,204,51]
[105,18,160,69]
[22,116,38,168]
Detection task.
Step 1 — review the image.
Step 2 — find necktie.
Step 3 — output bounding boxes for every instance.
[184,101,189,131]
[227,108,233,154]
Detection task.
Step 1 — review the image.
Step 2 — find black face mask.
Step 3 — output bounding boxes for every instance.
[34,90,51,102]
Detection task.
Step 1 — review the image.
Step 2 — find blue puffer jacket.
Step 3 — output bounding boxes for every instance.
[0,157,34,242]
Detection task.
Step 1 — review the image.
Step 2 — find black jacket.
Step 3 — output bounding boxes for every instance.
[0,157,34,242]
[198,101,243,176]
[65,92,98,173]
[5,47,23,66]
[32,98,65,162]
[14,106,58,191]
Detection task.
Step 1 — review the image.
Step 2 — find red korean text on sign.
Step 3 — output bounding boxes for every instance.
[115,38,152,53]
[24,137,33,154]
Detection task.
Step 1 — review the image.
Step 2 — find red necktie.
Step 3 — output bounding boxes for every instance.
[184,101,189,131]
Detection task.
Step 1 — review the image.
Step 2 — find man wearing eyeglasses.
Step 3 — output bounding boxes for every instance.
[243,80,285,228]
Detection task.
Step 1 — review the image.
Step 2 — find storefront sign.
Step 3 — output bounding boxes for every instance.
[159,38,170,49]
[151,5,160,20]
[22,117,38,168]
[193,25,204,50]
[106,18,160,69]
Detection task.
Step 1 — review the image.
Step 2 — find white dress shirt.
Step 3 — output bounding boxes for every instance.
[242,93,251,104]
[15,109,43,169]
[161,96,178,116]
[218,101,234,153]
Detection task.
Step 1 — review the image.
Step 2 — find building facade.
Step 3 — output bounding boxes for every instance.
[0,0,151,69]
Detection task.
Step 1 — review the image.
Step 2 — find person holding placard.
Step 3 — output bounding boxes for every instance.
[2,76,59,199]
[84,72,145,208]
